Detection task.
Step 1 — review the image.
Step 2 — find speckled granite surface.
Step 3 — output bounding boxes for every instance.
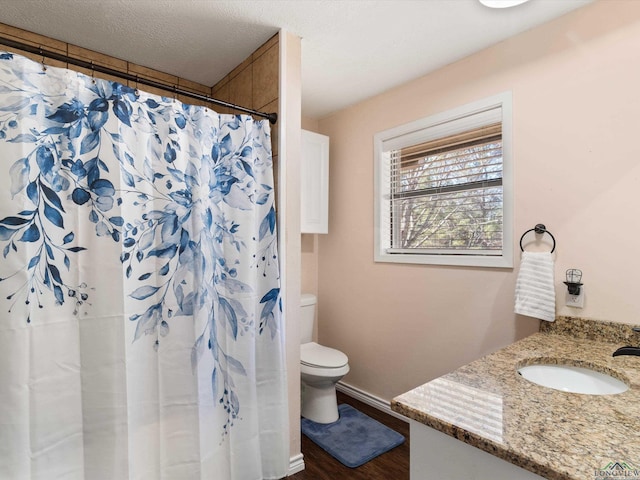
[392,317,640,480]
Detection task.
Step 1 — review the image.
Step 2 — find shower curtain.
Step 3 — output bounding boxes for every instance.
[0,51,288,480]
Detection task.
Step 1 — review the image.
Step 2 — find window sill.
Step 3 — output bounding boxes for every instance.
[374,251,513,268]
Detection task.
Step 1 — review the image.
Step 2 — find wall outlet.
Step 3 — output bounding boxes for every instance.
[565,287,585,308]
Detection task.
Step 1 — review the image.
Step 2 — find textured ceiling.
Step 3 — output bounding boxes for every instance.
[0,0,593,119]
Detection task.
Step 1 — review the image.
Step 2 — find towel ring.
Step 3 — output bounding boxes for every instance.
[519,224,556,253]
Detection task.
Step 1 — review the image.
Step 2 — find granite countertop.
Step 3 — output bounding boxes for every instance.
[391,316,640,480]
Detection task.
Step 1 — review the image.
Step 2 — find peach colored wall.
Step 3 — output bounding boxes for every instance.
[315,0,640,402]
[301,235,318,296]
[301,116,321,300]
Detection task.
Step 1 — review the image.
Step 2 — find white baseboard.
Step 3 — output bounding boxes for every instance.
[288,453,305,476]
[336,381,409,422]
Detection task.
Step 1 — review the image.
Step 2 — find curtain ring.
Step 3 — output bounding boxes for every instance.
[90,61,96,84]
[40,46,46,72]
[134,75,140,96]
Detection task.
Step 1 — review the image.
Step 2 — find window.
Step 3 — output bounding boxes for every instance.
[374,92,513,267]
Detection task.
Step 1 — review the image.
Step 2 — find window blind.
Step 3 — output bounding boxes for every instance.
[388,120,503,254]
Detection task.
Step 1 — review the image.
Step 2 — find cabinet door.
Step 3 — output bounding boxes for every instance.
[301,130,329,234]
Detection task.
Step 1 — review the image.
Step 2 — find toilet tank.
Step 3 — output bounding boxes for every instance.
[300,293,316,344]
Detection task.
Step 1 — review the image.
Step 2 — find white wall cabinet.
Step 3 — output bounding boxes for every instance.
[301,130,329,234]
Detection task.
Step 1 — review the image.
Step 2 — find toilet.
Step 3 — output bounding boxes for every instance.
[300,293,349,424]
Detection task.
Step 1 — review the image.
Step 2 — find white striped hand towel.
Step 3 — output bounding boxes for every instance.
[515,251,556,322]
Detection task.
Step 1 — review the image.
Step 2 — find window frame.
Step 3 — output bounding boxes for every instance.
[373,92,513,268]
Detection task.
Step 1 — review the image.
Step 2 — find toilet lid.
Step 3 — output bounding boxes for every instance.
[301,342,348,368]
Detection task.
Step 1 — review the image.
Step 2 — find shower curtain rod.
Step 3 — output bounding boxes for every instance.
[0,36,278,124]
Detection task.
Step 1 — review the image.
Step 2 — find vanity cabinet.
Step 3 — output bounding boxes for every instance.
[301,129,329,234]
[393,318,640,480]
[410,421,544,480]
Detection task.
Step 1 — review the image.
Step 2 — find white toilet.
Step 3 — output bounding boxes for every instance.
[300,293,349,424]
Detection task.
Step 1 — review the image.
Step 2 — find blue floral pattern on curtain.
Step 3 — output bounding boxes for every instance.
[0,50,285,467]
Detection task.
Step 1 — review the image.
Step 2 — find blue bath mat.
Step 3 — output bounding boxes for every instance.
[301,403,405,468]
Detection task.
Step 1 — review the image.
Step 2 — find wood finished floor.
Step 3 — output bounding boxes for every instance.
[288,391,410,480]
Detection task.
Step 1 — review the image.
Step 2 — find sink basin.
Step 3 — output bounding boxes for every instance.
[518,363,628,395]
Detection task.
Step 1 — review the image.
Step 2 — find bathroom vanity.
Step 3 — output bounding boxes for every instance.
[392,317,640,480]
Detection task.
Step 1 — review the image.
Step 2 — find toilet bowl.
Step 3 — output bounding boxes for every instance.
[300,294,349,424]
[301,342,349,423]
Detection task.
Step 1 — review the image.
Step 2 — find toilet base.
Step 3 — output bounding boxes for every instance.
[301,382,339,424]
